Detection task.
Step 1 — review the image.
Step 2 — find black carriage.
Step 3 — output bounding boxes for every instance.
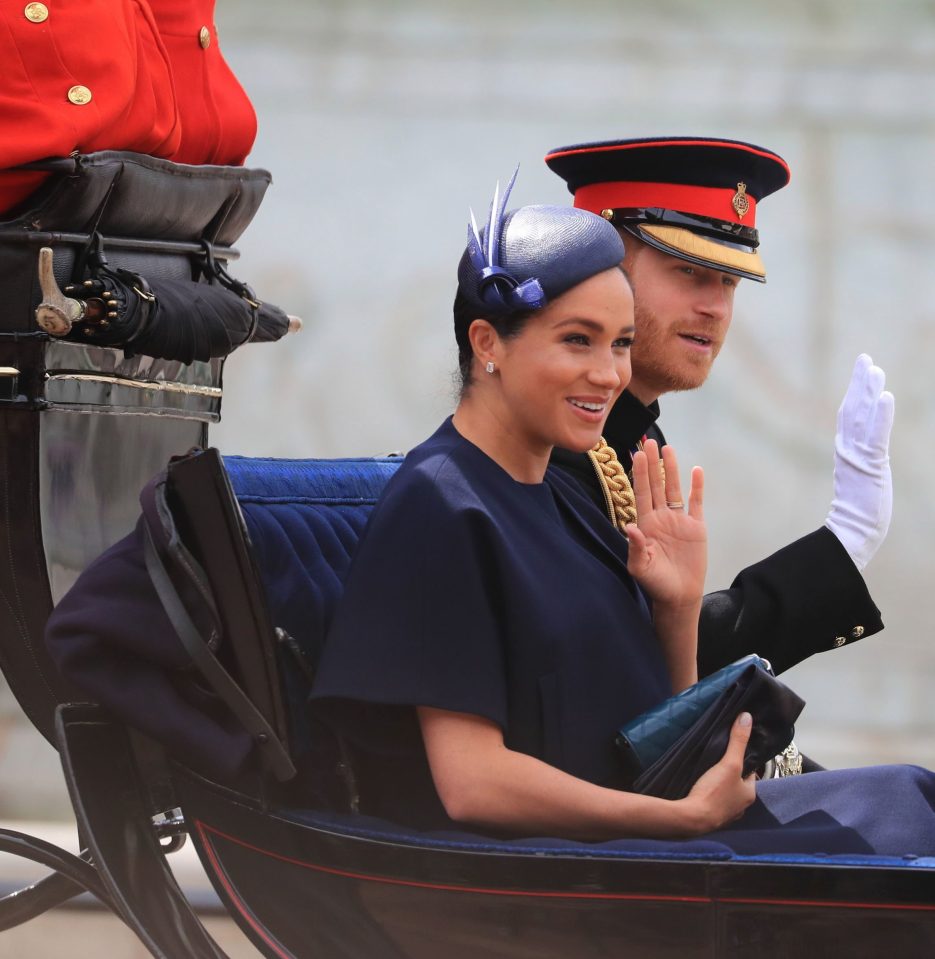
[0,153,933,958]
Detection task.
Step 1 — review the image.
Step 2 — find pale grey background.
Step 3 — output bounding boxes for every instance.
[2,0,934,820]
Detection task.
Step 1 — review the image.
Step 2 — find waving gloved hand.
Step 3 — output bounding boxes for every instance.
[824,354,894,571]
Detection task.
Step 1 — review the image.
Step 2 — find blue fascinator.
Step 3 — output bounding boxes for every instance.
[456,167,626,319]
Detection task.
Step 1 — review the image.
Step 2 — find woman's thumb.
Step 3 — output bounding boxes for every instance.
[730,712,753,755]
[625,524,645,567]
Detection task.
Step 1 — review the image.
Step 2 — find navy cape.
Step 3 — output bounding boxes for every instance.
[311,418,672,827]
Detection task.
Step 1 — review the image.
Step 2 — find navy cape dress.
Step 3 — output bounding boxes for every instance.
[311,417,672,828]
[316,419,935,854]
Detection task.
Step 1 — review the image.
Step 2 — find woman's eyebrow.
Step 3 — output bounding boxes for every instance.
[553,318,636,335]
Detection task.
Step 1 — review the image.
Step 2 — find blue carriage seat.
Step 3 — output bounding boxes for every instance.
[224,454,401,665]
[222,455,401,763]
[217,454,935,873]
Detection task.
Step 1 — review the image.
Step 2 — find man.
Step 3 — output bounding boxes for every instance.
[0,0,256,215]
[545,136,893,677]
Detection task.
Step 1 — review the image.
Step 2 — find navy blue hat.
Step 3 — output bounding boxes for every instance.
[545,136,790,282]
[456,170,626,319]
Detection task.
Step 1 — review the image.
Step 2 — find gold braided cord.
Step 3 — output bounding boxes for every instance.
[586,437,637,534]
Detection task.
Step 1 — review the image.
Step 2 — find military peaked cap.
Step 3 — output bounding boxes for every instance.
[545,136,790,282]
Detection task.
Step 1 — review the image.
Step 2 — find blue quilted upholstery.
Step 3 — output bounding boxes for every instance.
[223,455,401,757]
[224,455,401,664]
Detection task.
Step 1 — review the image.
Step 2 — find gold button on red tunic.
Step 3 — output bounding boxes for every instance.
[67,85,92,106]
[24,3,49,24]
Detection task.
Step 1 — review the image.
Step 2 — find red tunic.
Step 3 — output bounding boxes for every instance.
[146,0,256,166]
[0,0,257,214]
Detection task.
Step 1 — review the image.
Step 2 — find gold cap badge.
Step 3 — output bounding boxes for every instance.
[732,182,750,219]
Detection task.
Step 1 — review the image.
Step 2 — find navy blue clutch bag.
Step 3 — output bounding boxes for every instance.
[615,655,805,800]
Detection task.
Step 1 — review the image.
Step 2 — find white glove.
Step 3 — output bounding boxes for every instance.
[824,354,894,571]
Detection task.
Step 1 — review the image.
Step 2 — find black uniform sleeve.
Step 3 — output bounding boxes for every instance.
[698,526,883,676]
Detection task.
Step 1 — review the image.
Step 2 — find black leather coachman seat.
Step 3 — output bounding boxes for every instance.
[0,151,271,743]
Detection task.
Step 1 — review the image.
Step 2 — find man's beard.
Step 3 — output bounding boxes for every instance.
[629,301,719,398]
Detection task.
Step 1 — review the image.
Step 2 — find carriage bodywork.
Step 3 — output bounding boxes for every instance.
[1,154,934,957]
[0,151,264,743]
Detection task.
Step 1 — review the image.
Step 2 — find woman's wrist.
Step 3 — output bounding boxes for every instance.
[651,599,700,692]
[618,794,711,840]
[650,595,703,615]
[668,795,715,837]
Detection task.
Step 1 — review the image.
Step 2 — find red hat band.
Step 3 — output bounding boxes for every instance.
[574,181,758,228]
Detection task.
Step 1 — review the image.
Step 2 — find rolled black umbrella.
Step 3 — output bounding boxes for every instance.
[35,247,300,363]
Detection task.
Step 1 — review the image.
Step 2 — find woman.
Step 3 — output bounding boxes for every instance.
[311,178,935,853]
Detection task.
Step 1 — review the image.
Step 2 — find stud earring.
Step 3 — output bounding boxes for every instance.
[485,361,496,374]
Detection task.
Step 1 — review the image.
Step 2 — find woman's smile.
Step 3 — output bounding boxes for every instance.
[567,396,611,421]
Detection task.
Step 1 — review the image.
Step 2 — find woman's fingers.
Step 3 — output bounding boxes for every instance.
[727,712,753,764]
[684,712,756,833]
[688,465,704,521]
[643,439,666,510]
[635,439,704,527]
[630,449,655,519]
[660,443,683,510]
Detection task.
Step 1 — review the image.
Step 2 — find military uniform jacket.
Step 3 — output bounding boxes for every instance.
[551,390,883,676]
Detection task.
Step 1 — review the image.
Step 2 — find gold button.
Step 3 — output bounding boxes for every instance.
[850,625,865,639]
[24,3,49,23]
[600,209,615,221]
[199,26,211,49]
[833,635,846,648]
[67,85,92,106]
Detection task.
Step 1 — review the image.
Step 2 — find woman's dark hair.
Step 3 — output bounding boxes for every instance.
[453,288,534,396]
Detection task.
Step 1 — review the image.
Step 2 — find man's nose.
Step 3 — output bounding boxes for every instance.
[696,284,731,322]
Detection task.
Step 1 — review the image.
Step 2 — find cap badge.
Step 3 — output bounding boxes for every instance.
[732,182,750,219]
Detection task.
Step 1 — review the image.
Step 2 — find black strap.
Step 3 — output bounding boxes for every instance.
[142,523,296,782]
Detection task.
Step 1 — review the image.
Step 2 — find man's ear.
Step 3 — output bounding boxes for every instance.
[467,319,499,369]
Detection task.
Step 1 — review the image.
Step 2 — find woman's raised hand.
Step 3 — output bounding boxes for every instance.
[625,439,706,609]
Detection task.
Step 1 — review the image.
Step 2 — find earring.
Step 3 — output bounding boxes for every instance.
[485,361,496,374]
